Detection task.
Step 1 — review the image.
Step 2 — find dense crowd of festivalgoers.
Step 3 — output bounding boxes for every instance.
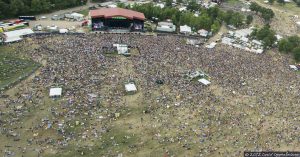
[0,34,299,156]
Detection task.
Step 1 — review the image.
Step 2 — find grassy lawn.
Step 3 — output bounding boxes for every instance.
[225,0,241,5]
[257,0,300,14]
[0,49,40,90]
[78,9,89,16]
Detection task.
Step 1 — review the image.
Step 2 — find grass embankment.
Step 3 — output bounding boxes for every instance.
[0,47,40,90]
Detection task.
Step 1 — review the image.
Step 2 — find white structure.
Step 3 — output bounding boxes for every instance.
[179,7,187,11]
[289,65,298,71]
[59,29,68,33]
[222,37,234,45]
[49,88,62,97]
[156,22,176,33]
[70,13,84,21]
[4,28,34,43]
[198,29,209,37]
[198,78,211,85]
[180,25,192,34]
[47,25,58,32]
[108,4,117,8]
[125,83,137,93]
[155,3,165,8]
[113,44,129,54]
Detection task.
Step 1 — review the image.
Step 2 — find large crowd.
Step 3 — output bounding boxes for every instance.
[0,33,299,157]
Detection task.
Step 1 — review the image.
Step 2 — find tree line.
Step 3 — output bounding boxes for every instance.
[279,36,300,62]
[118,2,250,33]
[250,25,277,49]
[0,0,87,19]
[249,2,275,22]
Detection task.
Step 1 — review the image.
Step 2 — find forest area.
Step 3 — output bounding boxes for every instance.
[0,0,87,19]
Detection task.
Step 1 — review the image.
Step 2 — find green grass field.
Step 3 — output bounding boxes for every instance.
[0,47,40,90]
[78,9,89,16]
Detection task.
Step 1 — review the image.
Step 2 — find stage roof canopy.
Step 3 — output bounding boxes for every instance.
[90,8,145,20]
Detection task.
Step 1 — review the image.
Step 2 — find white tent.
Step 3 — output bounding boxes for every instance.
[108,4,117,8]
[4,28,34,43]
[59,29,68,33]
[157,22,176,32]
[155,3,165,8]
[198,78,211,85]
[71,13,84,21]
[125,83,137,92]
[179,7,187,11]
[289,65,298,71]
[49,88,62,97]
[180,25,192,34]
[113,44,129,54]
[198,29,208,37]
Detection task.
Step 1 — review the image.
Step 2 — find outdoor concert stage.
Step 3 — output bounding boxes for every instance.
[89,8,145,32]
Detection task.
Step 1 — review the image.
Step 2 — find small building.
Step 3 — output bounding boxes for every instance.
[198,78,211,85]
[180,25,192,34]
[156,22,176,33]
[125,83,137,93]
[198,29,209,37]
[49,87,62,97]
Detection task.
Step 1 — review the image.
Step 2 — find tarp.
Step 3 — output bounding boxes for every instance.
[180,25,192,34]
[198,78,211,85]
[4,28,34,43]
[49,88,62,97]
[125,83,137,92]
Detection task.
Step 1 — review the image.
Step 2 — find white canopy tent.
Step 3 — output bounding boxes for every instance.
[198,29,209,37]
[125,83,137,92]
[4,28,34,43]
[49,88,62,97]
[180,25,192,34]
[59,29,69,33]
[198,78,211,85]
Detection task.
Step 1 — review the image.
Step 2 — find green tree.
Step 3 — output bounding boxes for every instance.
[0,0,10,18]
[211,20,221,33]
[229,12,244,27]
[117,2,126,8]
[166,0,172,7]
[292,47,300,62]
[187,0,199,11]
[31,0,42,12]
[268,0,275,4]
[250,2,260,13]
[277,0,285,4]
[278,39,293,53]
[246,15,253,25]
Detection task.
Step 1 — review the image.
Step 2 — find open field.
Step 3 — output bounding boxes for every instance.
[250,0,300,36]
[0,34,299,157]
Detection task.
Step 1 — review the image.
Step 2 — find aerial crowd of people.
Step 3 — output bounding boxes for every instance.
[0,33,299,157]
